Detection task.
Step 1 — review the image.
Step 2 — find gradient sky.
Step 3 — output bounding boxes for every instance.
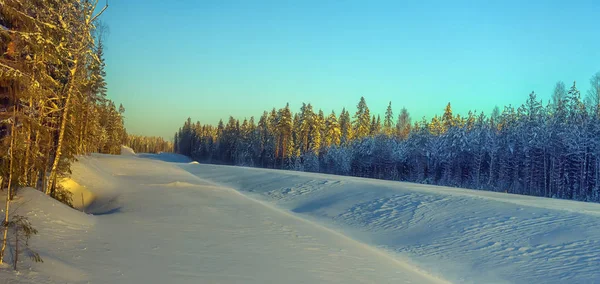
[100,0,600,139]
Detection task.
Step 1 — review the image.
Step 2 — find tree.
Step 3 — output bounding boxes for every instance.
[298,103,313,154]
[552,81,567,108]
[0,0,118,266]
[339,108,353,145]
[172,72,600,203]
[442,102,454,131]
[353,97,371,140]
[429,115,444,136]
[383,102,394,137]
[586,72,600,117]
[324,111,341,148]
[309,110,323,155]
[396,107,411,140]
[127,135,173,154]
[47,0,110,195]
[277,103,293,166]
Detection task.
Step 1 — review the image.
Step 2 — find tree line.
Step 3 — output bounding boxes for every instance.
[0,0,125,266]
[175,73,600,202]
[126,135,173,154]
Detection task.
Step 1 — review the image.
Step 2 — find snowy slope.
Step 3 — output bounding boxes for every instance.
[181,164,600,284]
[0,153,445,284]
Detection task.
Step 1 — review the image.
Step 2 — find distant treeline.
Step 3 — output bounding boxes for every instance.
[175,73,600,202]
[126,135,173,154]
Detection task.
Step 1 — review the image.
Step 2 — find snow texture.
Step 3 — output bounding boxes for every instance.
[182,163,600,284]
[0,153,445,284]
[2,152,599,283]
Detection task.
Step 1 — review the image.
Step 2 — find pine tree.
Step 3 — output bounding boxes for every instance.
[353,97,371,140]
[298,103,314,153]
[339,108,353,145]
[383,102,394,137]
[309,110,323,155]
[429,115,444,136]
[324,111,341,147]
[442,102,454,132]
[277,103,293,166]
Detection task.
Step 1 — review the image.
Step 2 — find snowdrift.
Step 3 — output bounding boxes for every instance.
[3,153,443,284]
[4,153,598,283]
[0,187,95,281]
[182,164,600,284]
[61,178,95,210]
[120,145,136,156]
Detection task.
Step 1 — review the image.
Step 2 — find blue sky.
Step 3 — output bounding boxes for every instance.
[100,0,600,138]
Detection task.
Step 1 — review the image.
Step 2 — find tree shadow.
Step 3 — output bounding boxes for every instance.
[90,206,122,215]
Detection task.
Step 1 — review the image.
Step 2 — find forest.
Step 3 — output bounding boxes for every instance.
[126,135,173,154]
[175,75,600,202]
[0,0,129,264]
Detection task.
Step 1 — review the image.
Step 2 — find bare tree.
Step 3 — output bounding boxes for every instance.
[585,72,600,116]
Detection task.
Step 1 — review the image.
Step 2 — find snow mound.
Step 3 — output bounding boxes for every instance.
[120,145,136,155]
[61,178,96,210]
[11,187,95,227]
[3,152,445,284]
[183,164,600,284]
[0,189,94,283]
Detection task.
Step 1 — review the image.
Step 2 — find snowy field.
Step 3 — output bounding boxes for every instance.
[0,150,444,284]
[1,150,599,283]
[182,164,600,284]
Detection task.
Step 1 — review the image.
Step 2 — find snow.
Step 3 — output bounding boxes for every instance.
[120,145,136,156]
[181,164,600,284]
[2,153,599,283]
[0,153,445,284]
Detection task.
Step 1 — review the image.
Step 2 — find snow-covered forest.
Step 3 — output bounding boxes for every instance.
[126,135,173,154]
[0,0,127,193]
[0,0,128,265]
[175,77,600,202]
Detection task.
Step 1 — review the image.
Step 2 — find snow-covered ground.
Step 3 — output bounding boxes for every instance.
[181,164,600,284]
[0,152,444,284]
[2,152,599,283]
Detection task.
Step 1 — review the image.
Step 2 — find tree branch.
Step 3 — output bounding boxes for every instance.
[90,3,109,23]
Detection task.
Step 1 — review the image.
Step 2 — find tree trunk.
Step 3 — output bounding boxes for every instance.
[81,104,90,154]
[1,93,17,264]
[46,62,79,195]
[22,97,34,186]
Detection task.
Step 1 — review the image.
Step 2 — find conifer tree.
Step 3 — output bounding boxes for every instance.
[339,108,353,145]
[383,102,394,136]
[277,103,293,166]
[353,97,371,139]
[442,102,454,132]
[309,110,323,155]
[324,111,341,147]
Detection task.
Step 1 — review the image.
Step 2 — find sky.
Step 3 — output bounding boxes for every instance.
[100,0,600,139]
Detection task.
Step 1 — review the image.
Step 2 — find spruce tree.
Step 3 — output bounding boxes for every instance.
[383,102,394,137]
[353,97,371,139]
[325,111,341,147]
